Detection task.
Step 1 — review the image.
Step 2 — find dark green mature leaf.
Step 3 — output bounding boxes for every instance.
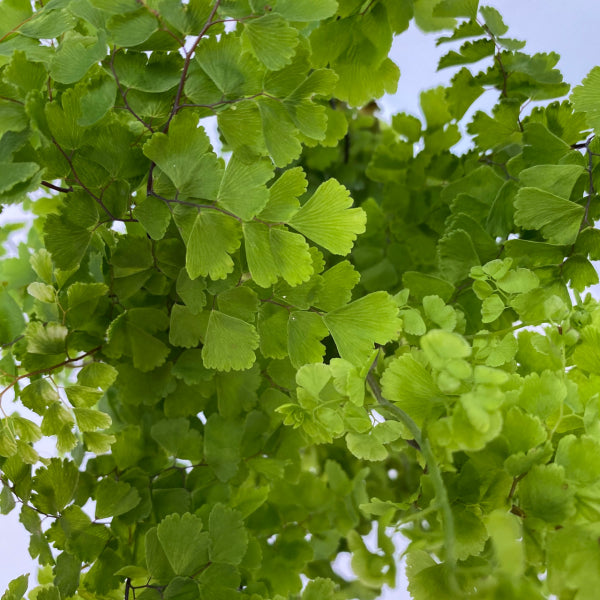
[143,111,222,199]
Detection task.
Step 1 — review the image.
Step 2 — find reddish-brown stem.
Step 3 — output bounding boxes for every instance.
[41,180,73,194]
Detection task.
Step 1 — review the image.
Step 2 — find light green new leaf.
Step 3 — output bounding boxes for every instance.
[422,295,456,330]
[217,155,273,220]
[95,478,141,519]
[346,431,388,462]
[288,311,328,368]
[514,187,584,245]
[242,13,299,71]
[381,355,441,426]
[202,310,259,371]
[185,211,242,280]
[288,179,366,255]
[481,294,505,323]
[143,111,222,199]
[157,513,210,576]
[324,292,401,366]
[208,503,248,565]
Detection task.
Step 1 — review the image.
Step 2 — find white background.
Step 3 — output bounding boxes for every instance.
[1,2,600,597]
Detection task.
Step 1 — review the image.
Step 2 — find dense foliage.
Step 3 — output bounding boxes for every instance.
[1,0,600,598]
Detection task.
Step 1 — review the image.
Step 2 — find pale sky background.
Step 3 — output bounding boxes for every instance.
[1,2,599,598]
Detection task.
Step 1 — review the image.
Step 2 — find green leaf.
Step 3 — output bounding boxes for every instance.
[143,111,222,199]
[208,503,248,565]
[73,407,111,431]
[0,288,25,345]
[0,162,40,195]
[50,31,107,84]
[217,155,273,220]
[202,310,259,371]
[151,417,203,461]
[288,311,328,368]
[107,9,158,46]
[243,222,313,287]
[26,321,67,355]
[514,187,584,245]
[105,309,170,372]
[288,179,366,255]
[259,167,307,222]
[134,196,172,240]
[156,513,209,577]
[43,194,98,270]
[438,39,494,70]
[519,464,575,523]
[323,292,401,366]
[555,435,600,485]
[204,414,242,482]
[1,575,28,600]
[32,459,79,514]
[95,478,141,519]
[518,164,584,199]
[77,362,118,391]
[242,13,299,71]
[169,304,205,348]
[571,66,600,133]
[274,0,338,21]
[185,210,242,280]
[257,97,302,167]
[314,260,360,311]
